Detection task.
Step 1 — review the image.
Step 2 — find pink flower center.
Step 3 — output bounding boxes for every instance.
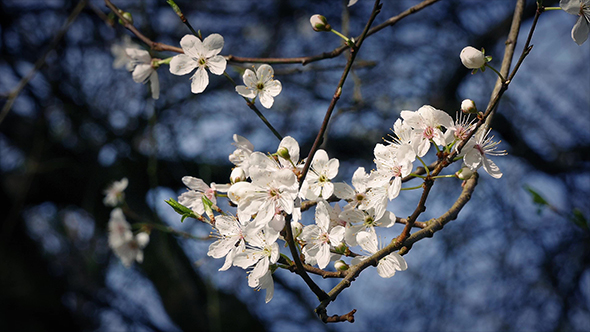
[423,126,435,139]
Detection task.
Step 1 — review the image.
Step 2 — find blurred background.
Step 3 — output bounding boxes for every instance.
[1,0,589,331]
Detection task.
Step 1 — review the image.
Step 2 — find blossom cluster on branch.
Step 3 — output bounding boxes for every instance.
[99,0,580,323]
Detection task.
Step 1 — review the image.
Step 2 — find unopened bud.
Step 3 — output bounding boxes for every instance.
[118,10,134,25]
[456,166,475,180]
[291,221,303,238]
[230,167,246,184]
[334,260,349,271]
[310,14,331,32]
[460,99,477,114]
[136,232,150,247]
[277,147,291,160]
[460,46,485,69]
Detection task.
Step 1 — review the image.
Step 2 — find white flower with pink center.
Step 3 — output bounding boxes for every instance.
[178,176,220,215]
[300,200,345,269]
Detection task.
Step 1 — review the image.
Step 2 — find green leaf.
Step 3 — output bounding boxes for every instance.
[165,198,199,222]
[570,208,588,230]
[524,185,549,206]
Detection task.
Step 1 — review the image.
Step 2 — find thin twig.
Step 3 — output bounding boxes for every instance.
[0,0,88,126]
[104,0,183,53]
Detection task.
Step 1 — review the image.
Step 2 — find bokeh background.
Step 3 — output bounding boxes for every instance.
[1,0,589,331]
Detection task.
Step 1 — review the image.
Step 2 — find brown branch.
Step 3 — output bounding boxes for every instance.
[0,0,88,126]
[323,309,357,323]
[317,174,479,317]
[104,0,183,53]
[103,0,439,66]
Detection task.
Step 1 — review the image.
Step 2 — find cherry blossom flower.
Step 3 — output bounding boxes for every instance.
[351,231,407,278]
[401,105,454,152]
[300,200,345,269]
[228,168,298,228]
[233,227,280,286]
[169,34,227,94]
[208,215,254,271]
[236,64,282,108]
[339,207,396,247]
[333,167,388,219]
[229,134,255,177]
[111,35,138,70]
[103,177,128,207]
[460,128,506,179]
[178,176,220,215]
[561,0,590,45]
[249,269,274,303]
[300,149,339,200]
[108,208,150,268]
[371,143,413,200]
[125,48,159,99]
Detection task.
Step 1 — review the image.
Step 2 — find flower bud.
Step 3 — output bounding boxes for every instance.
[230,167,246,184]
[136,232,150,247]
[291,221,303,238]
[334,260,349,271]
[310,14,331,32]
[460,99,477,114]
[460,46,485,69]
[276,147,291,160]
[456,165,475,180]
[118,10,134,25]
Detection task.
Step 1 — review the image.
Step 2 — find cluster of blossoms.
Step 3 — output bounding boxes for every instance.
[112,33,282,108]
[104,178,151,267]
[172,105,505,303]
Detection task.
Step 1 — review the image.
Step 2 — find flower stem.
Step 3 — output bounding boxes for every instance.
[156,57,173,66]
[417,156,430,175]
[542,7,562,10]
[401,184,423,191]
[485,63,506,82]
[330,29,354,47]
[431,174,457,179]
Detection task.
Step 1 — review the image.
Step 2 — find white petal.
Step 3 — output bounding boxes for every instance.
[256,64,274,83]
[182,176,210,192]
[149,71,159,99]
[190,67,209,94]
[132,64,153,83]
[179,34,203,58]
[377,211,396,228]
[333,182,355,200]
[482,156,502,179]
[560,0,582,14]
[263,80,282,97]
[203,33,224,58]
[258,90,274,108]
[388,176,402,200]
[356,230,378,254]
[169,54,197,76]
[572,16,590,45]
[242,69,258,88]
[125,48,151,64]
[207,55,227,75]
[236,85,256,98]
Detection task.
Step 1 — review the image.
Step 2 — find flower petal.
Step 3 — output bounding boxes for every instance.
[180,34,203,58]
[207,55,227,75]
[149,71,159,99]
[572,16,590,45]
[258,90,274,108]
[203,33,225,58]
[132,64,153,83]
[169,54,197,76]
[263,80,282,97]
[190,67,209,94]
[236,85,256,98]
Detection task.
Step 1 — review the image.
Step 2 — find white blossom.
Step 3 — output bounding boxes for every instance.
[125,48,159,99]
[561,0,590,45]
[103,177,128,207]
[169,34,227,94]
[108,208,149,268]
[460,128,506,179]
[300,149,339,200]
[178,177,219,215]
[236,64,282,108]
[351,231,407,278]
[300,200,345,269]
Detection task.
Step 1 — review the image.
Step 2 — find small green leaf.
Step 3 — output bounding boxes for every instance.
[524,185,549,207]
[165,198,199,222]
[570,208,588,230]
